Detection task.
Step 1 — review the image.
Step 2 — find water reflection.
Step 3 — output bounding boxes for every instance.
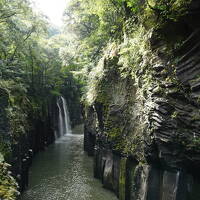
[20,134,118,200]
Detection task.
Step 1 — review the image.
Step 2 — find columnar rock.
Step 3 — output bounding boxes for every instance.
[84,1,200,199]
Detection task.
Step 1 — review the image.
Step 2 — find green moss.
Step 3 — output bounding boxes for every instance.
[106,124,124,150]
[96,83,112,105]
[105,114,127,152]
[191,113,200,121]
[139,0,192,30]
[171,111,178,119]
[150,0,191,21]
[108,127,121,138]
[0,140,11,160]
[119,157,127,200]
[186,138,200,152]
[174,134,200,153]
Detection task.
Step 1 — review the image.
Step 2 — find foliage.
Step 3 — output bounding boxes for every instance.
[62,0,192,103]
[118,25,153,79]
[117,0,142,13]
[0,154,19,200]
[146,0,192,21]
[0,0,84,143]
[61,0,125,80]
[86,57,105,105]
[0,139,11,160]
[0,0,84,195]
[67,0,193,160]
[0,0,194,195]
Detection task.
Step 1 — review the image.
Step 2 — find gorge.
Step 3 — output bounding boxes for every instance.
[1,0,200,200]
[20,97,117,200]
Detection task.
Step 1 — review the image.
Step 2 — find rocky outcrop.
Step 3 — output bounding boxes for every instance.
[84,1,200,199]
[84,106,97,156]
[0,87,56,195]
[11,113,55,192]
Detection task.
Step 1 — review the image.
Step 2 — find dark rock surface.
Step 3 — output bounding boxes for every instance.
[84,1,200,199]
[0,94,56,192]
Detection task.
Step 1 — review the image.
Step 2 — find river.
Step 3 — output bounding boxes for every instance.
[20,133,118,200]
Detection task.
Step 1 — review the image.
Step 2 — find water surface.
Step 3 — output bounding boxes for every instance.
[20,134,118,200]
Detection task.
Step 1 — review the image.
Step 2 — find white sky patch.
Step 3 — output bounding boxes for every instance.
[32,0,70,27]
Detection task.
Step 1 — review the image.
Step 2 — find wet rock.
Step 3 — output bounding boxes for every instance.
[103,152,114,190]
[83,1,200,199]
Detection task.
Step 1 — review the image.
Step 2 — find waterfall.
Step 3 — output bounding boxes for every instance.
[57,100,63,137]
[61,96,72,135]
[56,96,72,138]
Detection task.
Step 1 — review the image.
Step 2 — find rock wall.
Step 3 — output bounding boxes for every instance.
[11,111,55,192]
[0,90,56,195]
[84,1,200,199]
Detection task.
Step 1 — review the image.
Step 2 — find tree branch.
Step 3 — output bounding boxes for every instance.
[0,11,18,23]
[9,27,35,62]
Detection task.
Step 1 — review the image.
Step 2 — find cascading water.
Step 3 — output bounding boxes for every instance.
[57,100,64,137]
[61,96,72,135]
[21,97,117,200]
[56,96,72,138]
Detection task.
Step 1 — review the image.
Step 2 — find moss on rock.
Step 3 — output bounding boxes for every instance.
[119,157,127,200]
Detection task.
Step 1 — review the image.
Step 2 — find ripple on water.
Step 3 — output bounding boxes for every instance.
[21,134,118,200]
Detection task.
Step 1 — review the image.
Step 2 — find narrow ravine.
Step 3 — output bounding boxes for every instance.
[20,133,118,200]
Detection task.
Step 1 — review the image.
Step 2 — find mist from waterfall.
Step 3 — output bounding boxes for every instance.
[56,96,72,138]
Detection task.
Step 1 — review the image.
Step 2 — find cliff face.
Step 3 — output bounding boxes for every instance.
[10,104,56,193]
[84,1,200,199]
[0,82,56,198]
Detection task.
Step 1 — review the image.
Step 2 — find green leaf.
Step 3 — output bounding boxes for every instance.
[0,153,4,162]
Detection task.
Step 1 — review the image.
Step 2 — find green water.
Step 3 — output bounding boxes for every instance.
[20,134,118,200]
